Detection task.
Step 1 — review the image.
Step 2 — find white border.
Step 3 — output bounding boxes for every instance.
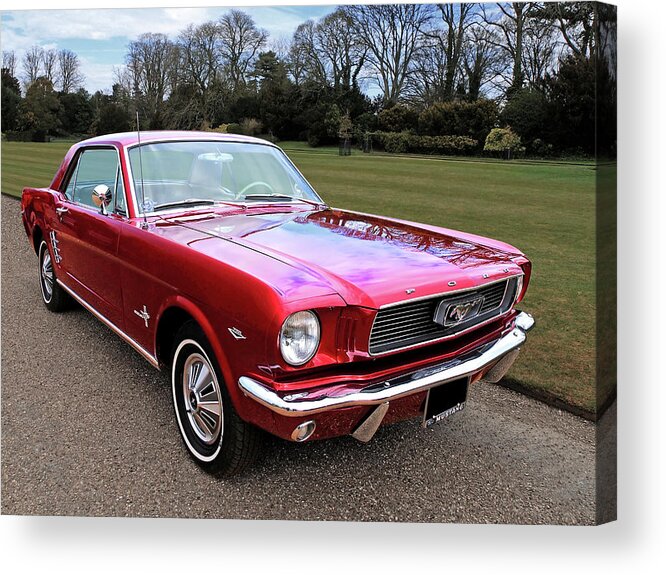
[2,1,665,574]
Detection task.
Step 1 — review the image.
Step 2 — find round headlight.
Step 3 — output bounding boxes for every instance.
[514,275,524,303]
[280,311,321,366]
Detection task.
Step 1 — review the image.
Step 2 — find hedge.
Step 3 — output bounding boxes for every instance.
[374,131,478,156]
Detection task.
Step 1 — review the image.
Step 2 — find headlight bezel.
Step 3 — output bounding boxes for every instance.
[279,310,321,366]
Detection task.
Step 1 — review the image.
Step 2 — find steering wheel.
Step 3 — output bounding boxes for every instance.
[236,181,275,199]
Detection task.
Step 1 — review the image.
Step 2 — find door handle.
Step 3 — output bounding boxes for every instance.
[56,206,69,218]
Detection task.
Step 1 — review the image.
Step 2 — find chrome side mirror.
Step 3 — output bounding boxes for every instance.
[92,184,112,215]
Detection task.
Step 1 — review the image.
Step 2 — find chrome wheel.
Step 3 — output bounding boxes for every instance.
[40,245,54,302]
[182,351,223,445]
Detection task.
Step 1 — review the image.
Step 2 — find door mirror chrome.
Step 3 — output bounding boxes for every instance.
[92,184,112,215]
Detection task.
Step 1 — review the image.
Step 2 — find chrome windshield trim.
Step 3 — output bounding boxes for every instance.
[56,279,159,368]
[122,139,325,218]
[238,311,534,417]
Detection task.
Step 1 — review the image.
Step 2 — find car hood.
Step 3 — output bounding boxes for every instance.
[161,206,523,308]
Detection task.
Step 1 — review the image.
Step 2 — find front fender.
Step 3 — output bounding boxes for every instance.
[154,294,269,423]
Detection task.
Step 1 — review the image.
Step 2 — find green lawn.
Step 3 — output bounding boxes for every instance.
[1,141,600,414]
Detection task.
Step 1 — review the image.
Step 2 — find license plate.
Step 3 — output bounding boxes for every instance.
[423,377,469,427]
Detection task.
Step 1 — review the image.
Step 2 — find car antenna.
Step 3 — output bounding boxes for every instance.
[136,111,148,228]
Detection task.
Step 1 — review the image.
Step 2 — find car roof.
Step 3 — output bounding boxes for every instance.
[77,131,274,148]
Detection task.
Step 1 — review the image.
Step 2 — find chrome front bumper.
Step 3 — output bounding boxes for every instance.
[238,311,535,417]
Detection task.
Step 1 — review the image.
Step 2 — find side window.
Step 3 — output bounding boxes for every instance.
[64,162,78,200]
[71,149,119,209]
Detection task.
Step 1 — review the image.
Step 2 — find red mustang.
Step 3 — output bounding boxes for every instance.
[21,131,534,476]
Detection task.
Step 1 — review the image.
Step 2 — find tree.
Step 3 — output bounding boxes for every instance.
[1,68,22,131]
[126,33,179,128]
[544,55,596,154]
[423,3,476,101]
[218,10,267,92]
[96,102,131,135]
[59,89,94,135]
[19,77,62,136]
[501,87,548,149]
[462,24,504,100]
[290,20,328,87]
[2,50,17,78]
[178,22,220,94]
[539,2,597,60]
[346,4,432,103]
[315,9,366,91]
[22,45,44,86]
[42,49,58,84]
[177,22,224,124]
[482,2,539,95]
[57,49,84,93]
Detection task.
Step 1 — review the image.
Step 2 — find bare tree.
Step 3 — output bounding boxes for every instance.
[41,49,58,84]
[178,22,221,94]
[290,20,327,87]
[2,50,17,77]
[409,32,448,104]
[521,16,558,87]
[316,9,366,90]
[57,49,84,93]
[345,4,431,103]
[541,2,596,60]
[462,24,504,100]
[22,45,44,85]
[217,10,267,91]
[482,2,539,93]
[427,3,476,100]
[126,33,179,126]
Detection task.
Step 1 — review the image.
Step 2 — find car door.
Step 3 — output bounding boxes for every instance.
[54,147,126,328]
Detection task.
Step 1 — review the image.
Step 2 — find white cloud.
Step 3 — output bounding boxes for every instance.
[1,5,335,92]
[3,8,217,44]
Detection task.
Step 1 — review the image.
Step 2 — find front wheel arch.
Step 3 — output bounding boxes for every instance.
[32,225,44,255]
[154,300,244,410]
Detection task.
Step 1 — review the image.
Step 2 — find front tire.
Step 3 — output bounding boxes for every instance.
[38,240,71,312]
[171,321,262,476]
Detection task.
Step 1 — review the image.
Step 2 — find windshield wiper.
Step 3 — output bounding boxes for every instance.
[243,194,325,207]
[153,198,216,212]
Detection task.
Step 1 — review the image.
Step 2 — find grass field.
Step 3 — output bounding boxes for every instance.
[1,141,600,413]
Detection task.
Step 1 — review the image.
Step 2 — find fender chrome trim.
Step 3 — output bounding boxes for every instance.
[56,279,160,368]
[238,311,535,417]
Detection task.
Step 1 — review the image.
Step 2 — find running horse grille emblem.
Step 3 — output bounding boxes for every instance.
[434,296,485,327]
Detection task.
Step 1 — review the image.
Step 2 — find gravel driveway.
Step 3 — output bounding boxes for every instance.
[1,195,597,524]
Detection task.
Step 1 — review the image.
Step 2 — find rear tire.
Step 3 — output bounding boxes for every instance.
[171,321,262,476]
[38,240,71,312]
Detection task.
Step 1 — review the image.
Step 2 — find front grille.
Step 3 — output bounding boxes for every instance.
[368,277,519,355]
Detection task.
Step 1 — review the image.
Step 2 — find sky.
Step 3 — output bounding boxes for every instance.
[1,4,337,93]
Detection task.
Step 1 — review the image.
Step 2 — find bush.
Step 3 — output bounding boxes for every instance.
[418,99,497,146]
[483,127,523,155]
[377,131,409,153]
[225,123,243,134]
[240,117,262,136]
[208,124,229,133]
[374,132,478,156]
[377,104,418,133]
[307,132,320,147]
[4,130,50,142]
[501,88,548,149]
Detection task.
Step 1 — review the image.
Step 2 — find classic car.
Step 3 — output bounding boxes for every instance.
[21,131,534,476]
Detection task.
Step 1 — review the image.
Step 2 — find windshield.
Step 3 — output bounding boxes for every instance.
[127,141,323,213]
